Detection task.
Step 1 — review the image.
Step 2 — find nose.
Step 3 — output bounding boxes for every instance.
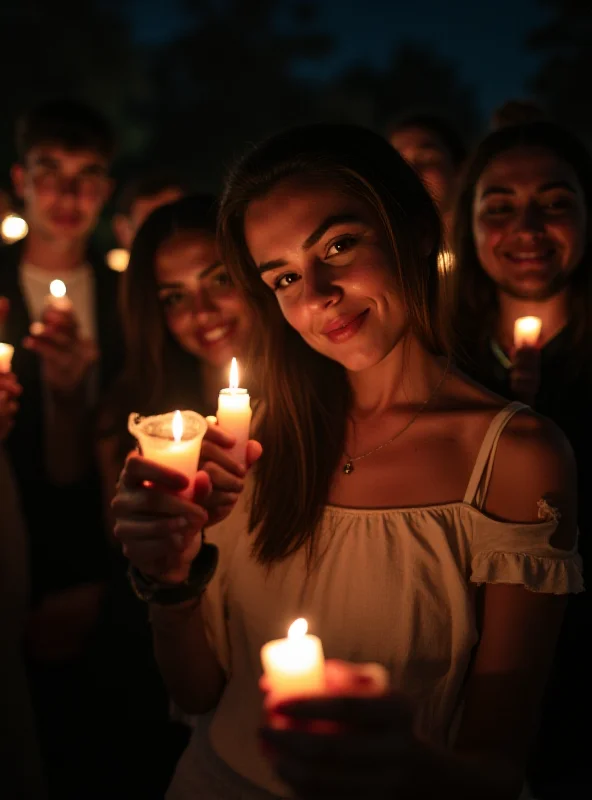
[515,201,546,236]
[301,260,342,311]
[191,286,217,322]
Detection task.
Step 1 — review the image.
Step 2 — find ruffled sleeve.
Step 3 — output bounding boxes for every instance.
[469,511,584,595]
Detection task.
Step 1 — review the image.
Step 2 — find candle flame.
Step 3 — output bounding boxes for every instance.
[172,410,183,442]
[49,279,67,298]
[288,618,308,639]
[229,357,239,390]
[516,316,541,335]
[1,213,28,243]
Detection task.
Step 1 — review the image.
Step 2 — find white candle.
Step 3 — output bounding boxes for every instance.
[46,279,73,312]
[514,316,542,349]
[0,342,14,373]
[261,618,326,701]
[128,409,207,498]
[216,357,252,467]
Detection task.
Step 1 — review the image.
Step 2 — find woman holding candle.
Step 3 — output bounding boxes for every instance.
[452,120,592,797]
[112,124,582,800]
[96,192,257,798]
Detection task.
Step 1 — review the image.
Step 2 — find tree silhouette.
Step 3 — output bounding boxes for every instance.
[148,0,332,190]
[323,42,481,140]
[0,1,148,177]
[529,0,592,142]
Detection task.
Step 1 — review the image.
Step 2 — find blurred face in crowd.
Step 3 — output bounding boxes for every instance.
[114,186,184,250]
[244,176,407,374]
[155,229,252,368]
[472,146,588,301]
[11,145,112,243]
[390,126,458,212]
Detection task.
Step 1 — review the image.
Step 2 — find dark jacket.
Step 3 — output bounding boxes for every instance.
[0,239,123,603]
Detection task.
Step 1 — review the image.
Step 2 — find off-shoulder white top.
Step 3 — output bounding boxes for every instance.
[168,401,583,798]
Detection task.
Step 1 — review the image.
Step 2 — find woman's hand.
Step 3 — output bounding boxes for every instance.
[199,418,262,526]
[0,371,22,441]
[260,660,417,798]
[112,455,211,583]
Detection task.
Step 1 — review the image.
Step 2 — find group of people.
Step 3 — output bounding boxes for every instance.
[0,97,589,800]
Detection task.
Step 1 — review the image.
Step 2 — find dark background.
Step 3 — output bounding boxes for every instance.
[0,0,590,197]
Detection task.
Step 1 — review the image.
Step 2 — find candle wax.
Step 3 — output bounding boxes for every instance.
[128,410,207,498]
[261,622,325,702]
[0,342,14,373]
[217,388,252,467]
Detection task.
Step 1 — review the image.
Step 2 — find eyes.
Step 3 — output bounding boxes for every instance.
[481,195,575,219]
[272,234,359,292]
[158,269,234,311]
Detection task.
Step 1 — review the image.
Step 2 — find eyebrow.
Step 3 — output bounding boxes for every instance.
[32,156,107,175]
[257,213,364,274]
[157,260,223,289]
[480,180,577,199]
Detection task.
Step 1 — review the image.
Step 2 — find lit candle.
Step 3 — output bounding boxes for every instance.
[46,279,73,312]
[106,248,129,273]
[1,213,28,244]
[261,618,325,701]
[128,409,207,498]
[216,357,252,467]
[437,249,455,274]
[0,342,14,373]
[514,316,542,349]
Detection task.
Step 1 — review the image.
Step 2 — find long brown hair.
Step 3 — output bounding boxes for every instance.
[99,193,219,461]
[219,123,446,564]
[452,121,592,375]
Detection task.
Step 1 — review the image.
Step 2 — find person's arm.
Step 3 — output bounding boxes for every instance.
[150,599,227,714]
[449,411,577,795]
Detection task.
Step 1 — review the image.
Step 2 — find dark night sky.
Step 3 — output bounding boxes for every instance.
[125,0,548,118]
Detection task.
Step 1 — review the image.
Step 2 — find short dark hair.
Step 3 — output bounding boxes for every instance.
[490,99,548,130]
[15,99,115,162]
[116,168,187,216]
[386,111,467,168]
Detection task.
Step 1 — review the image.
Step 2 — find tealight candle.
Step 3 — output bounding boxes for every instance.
[46,279,73,312]
[128,410,207,498]
[261,618,325,702]
[217,357,252,467]
[0,342,14,373]
[514,316,542,349]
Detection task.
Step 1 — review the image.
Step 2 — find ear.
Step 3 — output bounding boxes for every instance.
[112,213,132,250]
[10,164,25,200]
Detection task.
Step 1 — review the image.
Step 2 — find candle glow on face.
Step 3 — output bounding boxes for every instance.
[514,316,542,349]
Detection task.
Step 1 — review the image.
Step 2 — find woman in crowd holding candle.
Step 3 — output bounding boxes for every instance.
[96,192,256,799]
[112,124,582,800]
[452,120,592,798]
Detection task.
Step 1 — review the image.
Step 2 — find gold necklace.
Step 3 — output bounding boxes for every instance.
[342,365,449,475]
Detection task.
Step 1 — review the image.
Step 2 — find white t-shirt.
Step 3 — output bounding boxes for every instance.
[20,262,97,343]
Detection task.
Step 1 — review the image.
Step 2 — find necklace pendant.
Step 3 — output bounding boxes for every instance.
[343,461,354,475]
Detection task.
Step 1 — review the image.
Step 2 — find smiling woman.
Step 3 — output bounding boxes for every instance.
[105,124,582,800]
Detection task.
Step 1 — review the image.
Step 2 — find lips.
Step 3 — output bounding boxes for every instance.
[322,309,369,344]
[504,247,555,265]
[195,321,236,347]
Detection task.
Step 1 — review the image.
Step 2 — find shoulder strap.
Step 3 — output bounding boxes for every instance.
[463,401,528,509]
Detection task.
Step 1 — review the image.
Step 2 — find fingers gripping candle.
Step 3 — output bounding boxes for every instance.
[514,316,542,349]
[216,357,252,467]
[128,410,207,498]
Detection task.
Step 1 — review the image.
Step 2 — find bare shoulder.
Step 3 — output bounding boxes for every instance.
[487,408,577,542]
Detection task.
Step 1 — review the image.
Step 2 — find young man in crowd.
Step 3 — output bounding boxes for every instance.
[0,98,122,797]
